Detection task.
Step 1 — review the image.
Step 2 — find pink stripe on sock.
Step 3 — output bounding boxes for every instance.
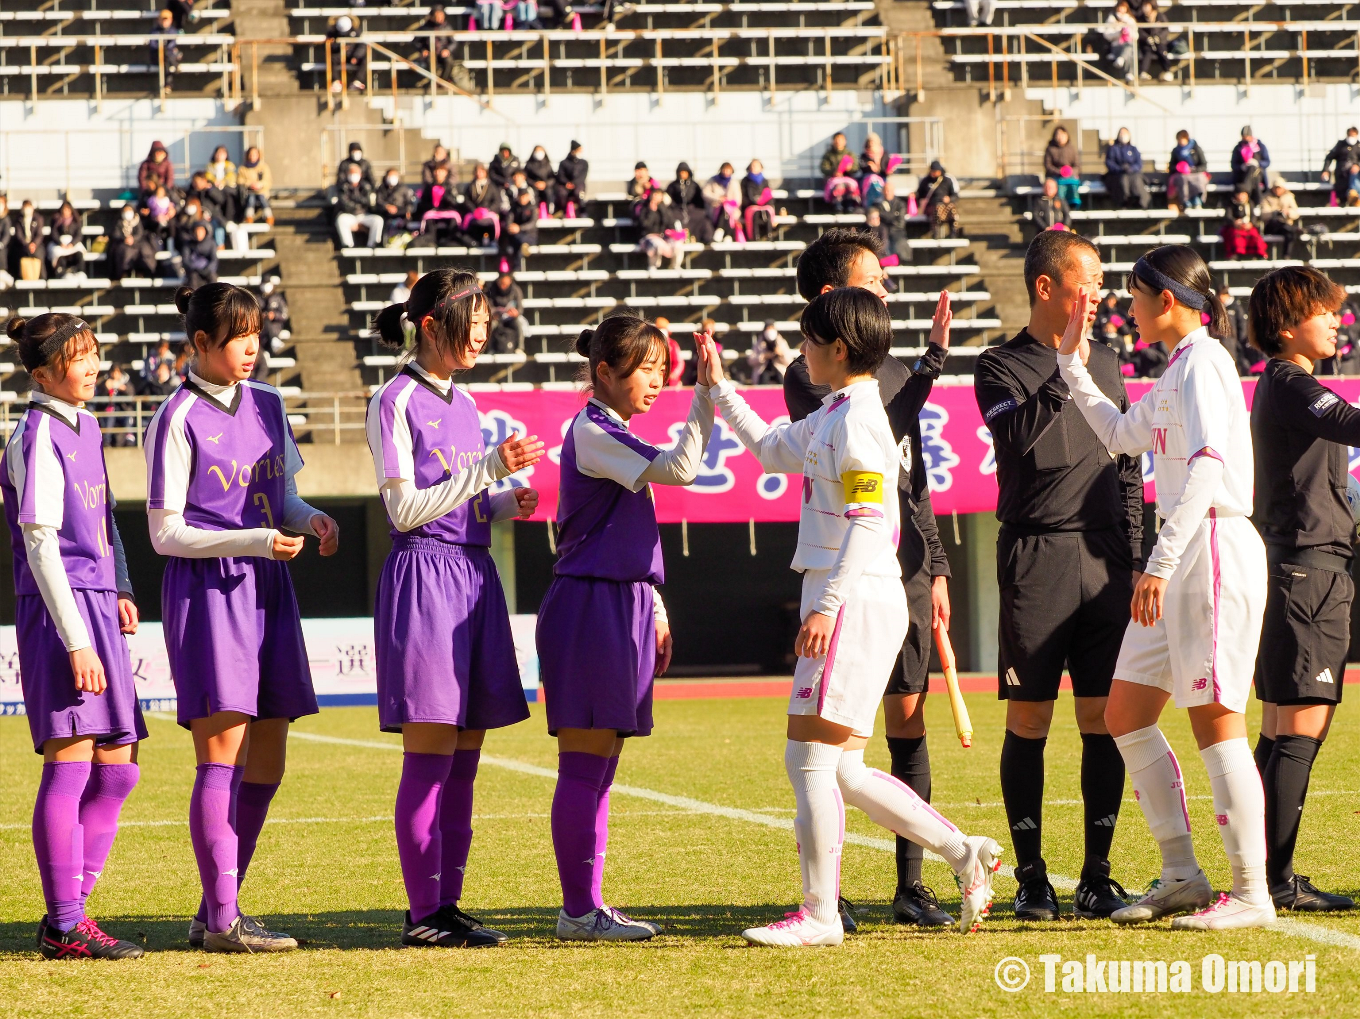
[1168,750,1192,834]
[871,769,960,833]
[817,606,847,717]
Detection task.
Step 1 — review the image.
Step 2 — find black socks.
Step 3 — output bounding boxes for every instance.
[1253,733,1276,778]
[1263,734,1323,887]
[886,735,930,893]
[1000,732,1047,867]
[1079,731,1126,868]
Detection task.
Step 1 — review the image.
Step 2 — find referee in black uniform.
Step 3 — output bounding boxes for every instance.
[784,227,955,928]
[1247,265,1355,912]
[973,231,1140,920]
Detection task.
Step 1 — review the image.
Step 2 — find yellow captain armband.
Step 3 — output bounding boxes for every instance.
[842,471,885,504]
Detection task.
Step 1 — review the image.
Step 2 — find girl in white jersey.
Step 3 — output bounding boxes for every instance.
[1057,245,1272,930]
[701,288,1002,946]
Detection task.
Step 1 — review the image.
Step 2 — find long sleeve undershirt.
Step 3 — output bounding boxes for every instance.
[639,384,718,487]
[23,524,91,651]
[379,446,511,532]
[1144,454,1224,579]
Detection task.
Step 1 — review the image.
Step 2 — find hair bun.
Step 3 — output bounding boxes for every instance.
[574,328,594,358]
[5,316,27,342]
[174,285,195,315]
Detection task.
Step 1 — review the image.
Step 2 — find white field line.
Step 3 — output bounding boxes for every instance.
[0,810,692,832]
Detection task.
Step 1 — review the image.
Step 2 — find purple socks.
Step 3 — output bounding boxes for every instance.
[189,763,244,933]
[395,752,453,923]
[194,780,280,925]
[552,752,611,918]
[439,749,480,908]
[32,761,91,933]
[592,756,620,906]
[78,762,140,906]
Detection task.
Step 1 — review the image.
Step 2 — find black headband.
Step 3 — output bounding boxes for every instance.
[1130,257,1208,311]
[19,317,91,372]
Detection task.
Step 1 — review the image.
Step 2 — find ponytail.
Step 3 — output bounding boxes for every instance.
[1130,244,1223,334]
[8,312,98,379]
[372,267,486,367]
[575,314,668,390]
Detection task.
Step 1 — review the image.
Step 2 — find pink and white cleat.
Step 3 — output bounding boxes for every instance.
[1171,892,1276,930]
[954,836,1003,933]
[741,911,843,947]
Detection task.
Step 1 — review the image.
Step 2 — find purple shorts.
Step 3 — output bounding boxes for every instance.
[161,556,317,728]
[17,591,148,754]
[375,537,529,733]
[536,575,655,737]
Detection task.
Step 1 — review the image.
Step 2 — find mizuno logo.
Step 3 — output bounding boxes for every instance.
[224,868,238,877]
[207,432,222,444]
[427,419,441,428]
[1011,817,1037,831]
[1315,668,1335,685]
[431,873,440,881]
[66,450,77,461]
[1005,668,1021,687]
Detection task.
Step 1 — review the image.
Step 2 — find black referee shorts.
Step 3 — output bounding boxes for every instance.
[996,527,1133,702]
[886,544,934,697]
[1254,560,1352,706]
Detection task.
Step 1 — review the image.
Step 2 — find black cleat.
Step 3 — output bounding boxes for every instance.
[892,881,955,927]
[837,896,859,934]
[38,916,144,960]
[402,906,503,948]
[1074,860,1130,919]
[1012,860,1061,921]
[1271,875,1355,912]
[445,903,509,943]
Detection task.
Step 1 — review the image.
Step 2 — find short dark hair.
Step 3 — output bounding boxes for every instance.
[1023,230,1100,304]
[1248,265,1346,357]
[575,313,669,389]
[795,228,884,302]
[176,283,262,351]
[799,287,892,378]
[373,267,488,366]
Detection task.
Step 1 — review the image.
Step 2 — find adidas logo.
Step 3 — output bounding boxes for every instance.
[1005,668,1021,687]
[1011,816,1038,831]
[1315,668,1335,685]
[1093,814,1117,828]
[408,925,451,941]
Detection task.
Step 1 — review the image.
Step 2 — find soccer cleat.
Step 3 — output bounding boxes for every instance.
[446,904,511,942]
[1271,875,1355,912]
[187,918,206,949]
[556,906,657,942]
[1012,860,1060,921]
[837,896,859,934]
[202,914,298,953]
[1074,861,1130,919]
[1111,871,1214,924]
[1170,892,1277,930]
[954,836,1003,933]
[892,881,954,927]
[402,907,502,948]
[38,916,144,960]
[741,911,844,947]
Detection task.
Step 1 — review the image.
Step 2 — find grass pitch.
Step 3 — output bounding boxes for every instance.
[3,690,1359,1018]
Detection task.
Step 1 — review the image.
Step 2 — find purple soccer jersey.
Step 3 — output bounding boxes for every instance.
[1,402,118,594]
[366,366,494,545]
[554,401,665,584]
[144,380,301,532]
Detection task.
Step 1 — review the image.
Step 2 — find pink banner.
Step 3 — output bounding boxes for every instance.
[472,379,1360,523]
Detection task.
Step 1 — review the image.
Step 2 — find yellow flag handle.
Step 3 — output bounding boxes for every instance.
[933,623,973,749]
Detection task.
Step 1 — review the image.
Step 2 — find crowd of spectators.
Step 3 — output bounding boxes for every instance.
[819,132,959,248]
[1090,0,1187,84]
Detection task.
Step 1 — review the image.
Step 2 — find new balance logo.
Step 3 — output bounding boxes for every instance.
[1011,817,1037,831]
[1192,677,1208,691]
[1315,668,1335,685]
[1215,814,1229,826]
[1005,668,1021,687]
[795,686,813,699]
[1093,814,1117,828]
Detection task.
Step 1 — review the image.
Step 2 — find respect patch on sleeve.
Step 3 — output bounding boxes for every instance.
[1310,391,1341,417]
[984,397,1019,423]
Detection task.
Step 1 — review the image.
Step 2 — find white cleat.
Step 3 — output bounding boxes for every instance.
[1171,893,1277,931]
[1111,871,1214,924]
[741,910,844,947]
[202,914,298,953]
[954,836,1003,933]
[556,906,657,942]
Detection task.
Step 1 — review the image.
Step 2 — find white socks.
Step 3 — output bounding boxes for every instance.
[836,750,970,871]
[784,741,843,925]
[1114,725,1200,882]
[1200,738,1269,905]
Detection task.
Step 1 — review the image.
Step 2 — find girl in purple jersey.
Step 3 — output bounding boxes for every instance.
[538,316,722,941]
[144,284,340,953]
[366,268,544,948]
[2,315,145,960]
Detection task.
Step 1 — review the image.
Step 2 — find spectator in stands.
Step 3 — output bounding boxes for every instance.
[377,168,413,242]
[48,202,83,247]
[485,272,526,354]
[1031,177,1071,231]
[647,317,681,387]
[525,145,556,216]
[238,146,274,225]
[1101,0,1138,83]
[823,156,861,215]
[500,186,538,272]
[965,0,996,27]
[172,195,203,258]
[703,162,742,242]
[1166,129,1208,212]
[1321,126,1360,208]
[1259,177,1303,257]
[1103,127,1149,209]
[140,341,173,389]
[740,160,775,243]
[1132,336,1168,378]
[474,0,504,30]
[204,147,245,246]
[183,221,218,288]
[388,272,417,305]
[1231,126,1270,204]
[820,133,853,180]
[138,140,175,199]
[326,16,367,92]
[1136,0,1175,81]
[417,4,459,84]
[1093,307,1137,376]
[258,276,290,355]
[205,146,238,195]
[1214,285,1252,374]
[11,201,45,281]
[863,207,894,265]
[635,188,682,269]
[1220,189,1267,260]
[556,140,588,219]
[857,132,902,207]
[916,160,960,239]
[504,167,533,206]
[870,179,911,261]
[1044,125,1082,209]
[143,358,182,397]
[414,163,462,243]
[165,0,194,31]
[0,197,12,280]
[186,172,224,245]
[150,9,182,93]
[488,143,522,190]
[422,143,451,186]
[747,321,794,385]
[1093,292,1130,345]
[463,162,504,245]
[332,165,385,248]
[627,162,659,204]
[97,365,137,447]
[46,229,85,280]
[142,185,176,243]
[337,141,374,189]
[667,163,712,244]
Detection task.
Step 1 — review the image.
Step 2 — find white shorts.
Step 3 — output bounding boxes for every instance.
[1115,513,1265,713]
[789,569,908,737]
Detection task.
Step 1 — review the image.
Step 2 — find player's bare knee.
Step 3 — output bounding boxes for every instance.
[882,693,926,738]
[1005,699,1055,739]
[1074,695,1110,734]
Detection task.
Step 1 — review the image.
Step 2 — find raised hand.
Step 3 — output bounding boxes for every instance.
[1057,286,1094,363]
[695,328,724,387]
[929,289,953,350]
[498,433,546,473]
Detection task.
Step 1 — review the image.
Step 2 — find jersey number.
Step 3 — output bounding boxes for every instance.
[254,492,275,529]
